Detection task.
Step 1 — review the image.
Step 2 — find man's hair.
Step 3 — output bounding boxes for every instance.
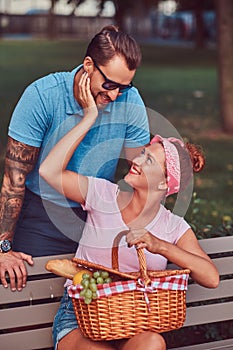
[85,25,141,70]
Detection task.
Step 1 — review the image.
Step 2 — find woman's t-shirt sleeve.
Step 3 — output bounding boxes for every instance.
[81,177,119,212]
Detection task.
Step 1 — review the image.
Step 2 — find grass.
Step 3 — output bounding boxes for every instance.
[0,39,232,237]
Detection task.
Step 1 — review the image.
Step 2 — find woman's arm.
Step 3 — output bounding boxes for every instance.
[39,72,98,205]
[126,228,219,289]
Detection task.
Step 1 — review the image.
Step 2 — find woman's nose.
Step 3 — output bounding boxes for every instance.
[133,154,145,166]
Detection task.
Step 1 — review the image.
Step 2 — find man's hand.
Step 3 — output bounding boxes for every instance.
[0,251,33,291]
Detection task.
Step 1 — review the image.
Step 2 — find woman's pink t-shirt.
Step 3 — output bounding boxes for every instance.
[74,177,190,272]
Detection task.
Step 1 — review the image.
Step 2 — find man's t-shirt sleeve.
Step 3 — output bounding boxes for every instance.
[8,83,49,147]
[123,88,150,148]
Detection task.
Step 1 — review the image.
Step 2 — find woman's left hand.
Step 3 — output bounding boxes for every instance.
[126,228,161,254]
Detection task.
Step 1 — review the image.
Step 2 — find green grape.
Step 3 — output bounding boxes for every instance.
[82,273,91,280]
[104,277,112,283]
[89,283,97,292]
[100,271,109,279]
[96,277,104,284]
[80,289,86,297]
[92,291,98,299]
[84,289,92,299]
[90,277,96,283]
[81,279,89,288]
[93,271,100,279]
[84,297,92,305]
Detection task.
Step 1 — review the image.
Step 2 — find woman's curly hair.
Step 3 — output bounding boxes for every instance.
[173,141,205,192]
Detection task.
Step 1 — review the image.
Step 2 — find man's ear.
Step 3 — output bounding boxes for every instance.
[158,181,167,191]
[83,56,94,75]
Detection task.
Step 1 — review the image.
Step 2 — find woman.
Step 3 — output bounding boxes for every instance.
[39,72,219,350]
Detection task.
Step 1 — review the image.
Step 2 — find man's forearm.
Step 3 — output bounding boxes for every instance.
[0,184,25,240]
[0,137,40,240]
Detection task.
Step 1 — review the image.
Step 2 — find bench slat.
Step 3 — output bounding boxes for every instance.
[168,255,233,275]
[213,256,233,275]
[184,301,233,326]
[0,327,53,350]
[169,338,233,350]
[186,279,233,303]
[198,236,233,254]
[0,302,60,329]
[26,253,74,275]
[0,277,65,303]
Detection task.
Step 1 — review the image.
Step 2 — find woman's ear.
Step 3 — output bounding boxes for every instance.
[158,181,167,191]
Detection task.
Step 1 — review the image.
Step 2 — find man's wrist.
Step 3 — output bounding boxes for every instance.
[0,239,12,253]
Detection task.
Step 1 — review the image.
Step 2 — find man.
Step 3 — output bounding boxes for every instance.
[0,25,150,291]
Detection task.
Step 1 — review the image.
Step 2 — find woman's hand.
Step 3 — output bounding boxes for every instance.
[126,228,161,254]
[78,71,98,118]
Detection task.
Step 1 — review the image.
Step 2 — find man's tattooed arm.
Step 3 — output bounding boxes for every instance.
[0,137,40,240]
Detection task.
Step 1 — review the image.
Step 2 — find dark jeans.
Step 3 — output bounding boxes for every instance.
[12,188,87,257]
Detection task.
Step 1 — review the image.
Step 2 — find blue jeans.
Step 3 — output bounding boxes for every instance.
[12,188,87,256]
[53,289,78,350]
[53,290,122,349]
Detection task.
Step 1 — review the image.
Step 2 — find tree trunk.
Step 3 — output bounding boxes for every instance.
[194,0,205,48]
[216,0,233,133]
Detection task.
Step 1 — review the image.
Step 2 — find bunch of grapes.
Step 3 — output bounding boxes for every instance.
[80,270,112,304]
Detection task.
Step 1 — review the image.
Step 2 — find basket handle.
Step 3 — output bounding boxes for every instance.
[112,230,151,285]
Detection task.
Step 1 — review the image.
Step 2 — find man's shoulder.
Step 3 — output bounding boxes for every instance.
[31,66,80,93]
[32,70,71,91]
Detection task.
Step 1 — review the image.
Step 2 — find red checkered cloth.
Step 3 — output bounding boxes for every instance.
[67,273,189,300]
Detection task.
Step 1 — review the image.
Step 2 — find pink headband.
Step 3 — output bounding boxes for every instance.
[150,135,184,197]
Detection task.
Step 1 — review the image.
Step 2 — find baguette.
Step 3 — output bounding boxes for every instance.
[46,259,80,279]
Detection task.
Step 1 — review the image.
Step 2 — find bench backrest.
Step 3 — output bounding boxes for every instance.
[0,253,73,350]
[187,236,233,327]
[0,236,232,350]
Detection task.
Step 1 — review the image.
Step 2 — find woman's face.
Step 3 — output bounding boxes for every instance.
[124,142,167,191]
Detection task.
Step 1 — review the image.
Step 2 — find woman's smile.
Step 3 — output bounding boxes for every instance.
[129,164,141,175]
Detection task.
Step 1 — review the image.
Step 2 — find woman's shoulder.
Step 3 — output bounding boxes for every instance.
[88,177,119,199]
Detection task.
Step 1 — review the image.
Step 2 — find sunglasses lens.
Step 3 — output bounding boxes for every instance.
[102,82,132,93]
[102,82,119,90]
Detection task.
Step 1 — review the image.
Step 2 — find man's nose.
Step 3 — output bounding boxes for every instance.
[107,88,120,101]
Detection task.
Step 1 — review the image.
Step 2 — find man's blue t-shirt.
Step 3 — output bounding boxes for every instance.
[8,65,150,207]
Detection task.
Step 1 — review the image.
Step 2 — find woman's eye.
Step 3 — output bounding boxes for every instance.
[147,156,152,164]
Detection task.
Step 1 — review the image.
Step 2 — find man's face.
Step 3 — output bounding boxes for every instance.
[88,55,136,108]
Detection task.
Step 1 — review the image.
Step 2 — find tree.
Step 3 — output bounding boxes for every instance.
[215,0,233,133]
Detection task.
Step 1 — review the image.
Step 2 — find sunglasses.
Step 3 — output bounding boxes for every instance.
[93,60,133,93]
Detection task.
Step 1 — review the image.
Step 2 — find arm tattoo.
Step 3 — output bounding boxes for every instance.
[0,137,40,239]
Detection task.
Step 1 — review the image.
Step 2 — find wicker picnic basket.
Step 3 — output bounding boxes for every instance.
[69,233,190,341]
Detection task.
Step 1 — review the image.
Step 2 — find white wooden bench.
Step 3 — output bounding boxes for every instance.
[0,236,232,350]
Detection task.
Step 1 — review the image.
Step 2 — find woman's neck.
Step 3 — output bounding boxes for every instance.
[118,189,162,229]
